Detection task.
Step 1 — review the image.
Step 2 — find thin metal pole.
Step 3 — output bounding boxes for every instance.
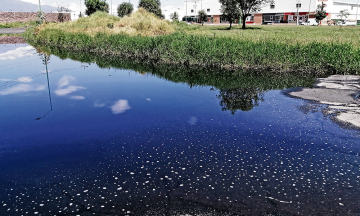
[111,0,112,15]
[308,0,311,20]
[356,0,359,25]
[297,1,299,25]
[38,0,42,11]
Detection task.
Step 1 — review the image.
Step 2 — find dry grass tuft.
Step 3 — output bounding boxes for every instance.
[37,8,174,37]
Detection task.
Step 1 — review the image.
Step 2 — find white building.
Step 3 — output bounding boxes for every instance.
[183,0,360,25]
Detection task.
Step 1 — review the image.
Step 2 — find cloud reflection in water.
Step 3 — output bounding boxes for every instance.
[71,96,85,100]
[55,76,85,97]
[111,100,131,114]
[0,46,34,60]
[0,84,45,95]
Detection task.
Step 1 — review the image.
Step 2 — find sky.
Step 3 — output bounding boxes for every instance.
[17,0,360,20]
[19,0,185,17]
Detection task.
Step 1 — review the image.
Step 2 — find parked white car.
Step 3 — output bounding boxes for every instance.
[301,18,318,26]
[337,20,357,26]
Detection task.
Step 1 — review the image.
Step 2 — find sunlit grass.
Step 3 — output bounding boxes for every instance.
[0,21,36,29]
[184,25,360,46]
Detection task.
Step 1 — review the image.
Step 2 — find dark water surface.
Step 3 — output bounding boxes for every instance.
[1,44,360,216]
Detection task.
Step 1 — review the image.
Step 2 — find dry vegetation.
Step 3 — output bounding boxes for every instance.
[36,8,174,37]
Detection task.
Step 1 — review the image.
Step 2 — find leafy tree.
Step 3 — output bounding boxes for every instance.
[78,12,84,18]
[237,0,273,29]
[337,9,350,21]
[138,0,164,18]
[85,0,109,16]
[56,4,72,12]
[170,11,179,21]
[315,3,327,24]
[337,9,350,28]
[219,0,241,29]
[198,10,208,26]
[117,2,134,17]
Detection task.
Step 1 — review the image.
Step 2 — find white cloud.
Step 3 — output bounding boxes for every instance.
[19,0,38,4]
[71,95,85,100]
[0,46,34,60]
[17,77,33,83]
[188,116,197,125]
[0,84,45,95]
[111,100,131,114]
[55,75,85,96]
[94,101,106,108]
[146,98,151,101]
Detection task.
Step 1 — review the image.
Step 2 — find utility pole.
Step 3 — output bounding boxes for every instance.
[111,0,112,15]
[296,0,300,25]
[308,0,311,21]
[356,0,359,25]
[38,0,42,11]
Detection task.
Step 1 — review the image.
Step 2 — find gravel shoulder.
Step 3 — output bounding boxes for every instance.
[0,28,26,34]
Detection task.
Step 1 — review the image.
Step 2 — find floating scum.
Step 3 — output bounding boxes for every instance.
[2,125,360,215]
[35,8,175,37]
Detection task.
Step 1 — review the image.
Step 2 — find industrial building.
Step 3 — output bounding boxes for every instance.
[183,0,360,25]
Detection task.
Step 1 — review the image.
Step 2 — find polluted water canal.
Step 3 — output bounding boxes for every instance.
[1,44,360,216]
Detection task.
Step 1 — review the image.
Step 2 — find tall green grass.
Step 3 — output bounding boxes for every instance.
[25,26,360,75]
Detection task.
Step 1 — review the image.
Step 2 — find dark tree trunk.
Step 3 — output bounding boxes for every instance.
[242,15,246,29]
[230,21,232,29]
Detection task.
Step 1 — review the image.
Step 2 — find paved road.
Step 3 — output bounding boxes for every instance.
[0,28,26,34]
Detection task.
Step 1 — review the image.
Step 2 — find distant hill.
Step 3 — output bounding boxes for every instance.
[1,0,58,12]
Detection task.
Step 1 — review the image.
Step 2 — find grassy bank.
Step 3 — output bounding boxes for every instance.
[0,21,36,29]
[24,11,360,75]
[184,25,360,46]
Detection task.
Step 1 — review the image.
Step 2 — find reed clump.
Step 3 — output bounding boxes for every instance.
[36,8,174,37]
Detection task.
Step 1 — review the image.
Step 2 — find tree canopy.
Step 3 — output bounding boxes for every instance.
[337,9,350,21]
[315,4,327,24]
[219,0,241,29]
[138,0,163,18]
[170,11,179,21]
[222,0,273,29]
[117,2,134,17]
[198,10,208,26]
[85,0,109,16]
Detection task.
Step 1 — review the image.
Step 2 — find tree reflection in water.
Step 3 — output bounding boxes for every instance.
[33,44,316,115]
[217,87,265,113]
